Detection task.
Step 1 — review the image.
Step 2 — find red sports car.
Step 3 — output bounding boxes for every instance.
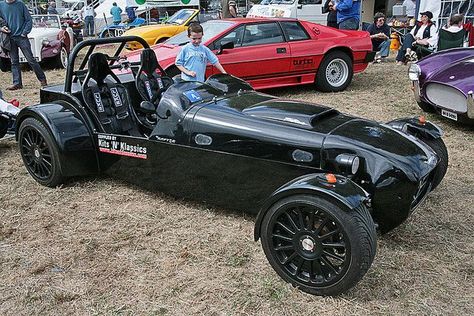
[123,18,374,92]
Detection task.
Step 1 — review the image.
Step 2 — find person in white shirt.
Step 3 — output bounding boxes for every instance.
[402,0,416,18]
[443,14,464,33]
[396,11,438,64]
[81,0,96,37]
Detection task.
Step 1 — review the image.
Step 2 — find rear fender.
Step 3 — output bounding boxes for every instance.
[386,117,443,140]
[15,102,99,177]
[254,173,369,241]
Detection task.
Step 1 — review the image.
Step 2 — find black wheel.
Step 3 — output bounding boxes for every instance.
[417,100,435,112]
[0,117,8,139]
[315,51,353,92]
[56,46,69,69]
[0,56,11,72]
[18,117,64,187]
[261,195,376,296]
[421,137,448,191]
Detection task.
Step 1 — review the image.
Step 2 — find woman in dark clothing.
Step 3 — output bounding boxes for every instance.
[323,0,338,28]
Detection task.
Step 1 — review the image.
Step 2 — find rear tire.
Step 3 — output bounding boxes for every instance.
[0,117,8,139]
[261,195,376,296]
[417,100,435,113]
[0,57,11,72]
[315,51,353,92]
[18,117,64,187]
[421,137,448,191]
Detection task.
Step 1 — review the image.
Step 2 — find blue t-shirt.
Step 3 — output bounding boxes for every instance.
[0,0,32,36]
[175,43,218,82]
[110,6,122,22]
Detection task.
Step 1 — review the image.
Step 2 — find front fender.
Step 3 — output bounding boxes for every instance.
[41,40,62,59]
[254,173,369,241]
[15,102,99,177]
[386,116,443,140]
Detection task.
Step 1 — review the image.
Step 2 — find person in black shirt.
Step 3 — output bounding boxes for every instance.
[322,0,337,28]
[366,12,391,62]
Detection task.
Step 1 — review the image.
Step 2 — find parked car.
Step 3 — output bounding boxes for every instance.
[99,17,146,38]
[122,9,220,50]
[0,96,20,140]
[409,47,474,125]
[123,18,375,92]
[15,37,448,296]
[0,15,74,70]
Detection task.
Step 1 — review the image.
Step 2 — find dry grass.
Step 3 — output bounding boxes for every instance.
[1,55,473,315]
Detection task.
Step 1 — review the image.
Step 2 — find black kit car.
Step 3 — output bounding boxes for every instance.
[15,37,449,296]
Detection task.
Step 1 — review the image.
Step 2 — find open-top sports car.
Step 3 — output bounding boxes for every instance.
[16,37,448,296]
[409,47,474,125]
[123,17,375,92]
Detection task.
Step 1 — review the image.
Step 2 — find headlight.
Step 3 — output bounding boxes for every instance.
[408,63,421,81]
[335,154,360,175]
[42,38,51,46]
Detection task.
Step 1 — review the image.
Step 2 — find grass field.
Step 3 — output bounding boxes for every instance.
[1,56,473,315]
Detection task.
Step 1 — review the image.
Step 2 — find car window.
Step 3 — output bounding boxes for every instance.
[242,23,284,47]
[280,21,310,41]
[212,25,245,49]
[166,21,236,46]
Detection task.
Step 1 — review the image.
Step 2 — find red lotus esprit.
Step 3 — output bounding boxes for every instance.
[123,18,375,92]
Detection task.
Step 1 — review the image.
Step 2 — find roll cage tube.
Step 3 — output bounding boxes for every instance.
[254,173,370,241]
[65,36,155,93]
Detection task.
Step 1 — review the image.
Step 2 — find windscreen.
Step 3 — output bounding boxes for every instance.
[165,21,236,46]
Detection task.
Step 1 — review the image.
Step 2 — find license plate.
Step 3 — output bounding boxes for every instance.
[441,109,457,121]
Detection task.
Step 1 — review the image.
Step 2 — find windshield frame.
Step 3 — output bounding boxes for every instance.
[31,15,61,29]
[166,9,197,25]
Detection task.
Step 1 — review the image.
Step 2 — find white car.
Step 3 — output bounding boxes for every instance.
[0,15,74,69]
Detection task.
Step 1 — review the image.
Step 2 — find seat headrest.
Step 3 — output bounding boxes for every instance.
[87,53,113,84]
[140,48,159,76]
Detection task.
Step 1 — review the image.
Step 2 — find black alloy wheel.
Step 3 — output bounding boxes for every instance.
[18,118,64,187]
[261,195,376,296]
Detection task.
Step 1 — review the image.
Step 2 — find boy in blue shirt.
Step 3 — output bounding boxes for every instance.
[175,22,226,82]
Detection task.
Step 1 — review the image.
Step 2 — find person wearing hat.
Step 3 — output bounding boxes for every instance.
[367,12,391,63]
[396,11,438,65]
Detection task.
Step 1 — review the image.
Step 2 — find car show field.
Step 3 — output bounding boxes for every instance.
[0,57,473,314]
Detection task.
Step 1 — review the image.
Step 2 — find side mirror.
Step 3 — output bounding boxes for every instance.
[216,41,234,55]
[140,101,156,114]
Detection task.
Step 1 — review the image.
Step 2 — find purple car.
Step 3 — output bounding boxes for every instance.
[409,47,474,125]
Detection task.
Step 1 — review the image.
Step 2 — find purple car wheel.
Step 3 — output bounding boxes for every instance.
[261,195,376,296]
[18,118,64,187]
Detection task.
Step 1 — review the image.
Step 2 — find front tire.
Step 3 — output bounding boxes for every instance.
[421,137,448,191]
[417,100,435,113]
[261,195,376,296]
[56,46,68,69]
[315,51,353,92]
[18,117,64,187]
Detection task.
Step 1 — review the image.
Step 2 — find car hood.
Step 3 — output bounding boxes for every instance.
[417,48,474,81]
[123,24,179,36]
[29,28,58,39]
[323,120,436,180]
[424,56,474,94]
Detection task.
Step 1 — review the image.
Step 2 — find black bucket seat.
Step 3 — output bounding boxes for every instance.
[82,52,139,136]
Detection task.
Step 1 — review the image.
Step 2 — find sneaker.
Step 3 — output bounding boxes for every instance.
[40,80,48,87]
[6,84,23,91]
[396,61,404,66]
[409,51,418,62]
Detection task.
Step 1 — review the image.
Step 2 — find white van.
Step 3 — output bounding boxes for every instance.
[247,0,327,25]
